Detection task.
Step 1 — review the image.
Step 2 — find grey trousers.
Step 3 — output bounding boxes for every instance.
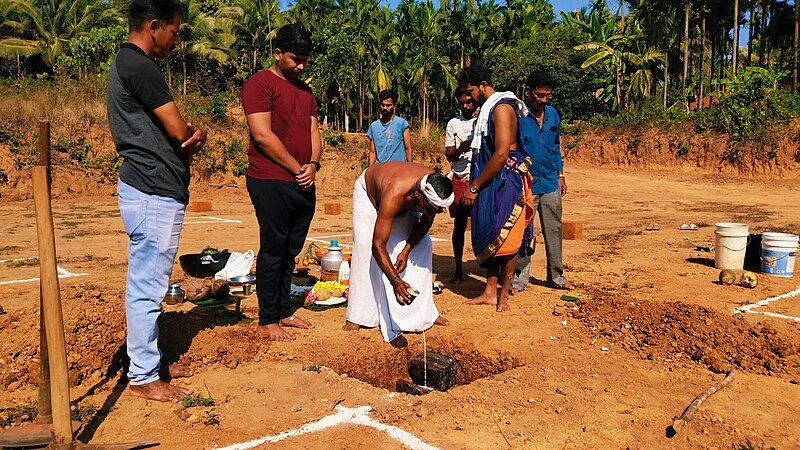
[511,189,568,290]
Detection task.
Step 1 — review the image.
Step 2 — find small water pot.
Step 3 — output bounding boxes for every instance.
[163,283,185,305]
[406,286,420,301]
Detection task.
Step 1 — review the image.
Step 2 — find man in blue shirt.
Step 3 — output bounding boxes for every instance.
[511,70,574,293]
[367,89,412,165]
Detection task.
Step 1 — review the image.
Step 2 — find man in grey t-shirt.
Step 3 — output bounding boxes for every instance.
[107,0,206,402]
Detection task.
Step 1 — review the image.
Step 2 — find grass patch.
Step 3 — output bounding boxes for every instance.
[70,402,97,422]
[181,393,215,408]
[5,258,38,268]
[203,408,220,426]
[63,230,91,239]
[0,245,20,253]
[0,403,37,427]
[303,364,322,372]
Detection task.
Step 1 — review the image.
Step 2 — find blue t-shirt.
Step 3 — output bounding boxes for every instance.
[521,104,563,195]
[366,116,409,163]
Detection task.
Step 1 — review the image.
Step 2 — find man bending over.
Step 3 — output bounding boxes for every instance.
[343,162,452,342]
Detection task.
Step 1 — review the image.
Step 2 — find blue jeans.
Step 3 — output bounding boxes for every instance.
[117,181,185,385]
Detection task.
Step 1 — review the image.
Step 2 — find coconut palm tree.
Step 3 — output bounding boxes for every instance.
[15,0,121,67]
[0,0,39,77]
[575,20,664,111]
[177,0,235,94]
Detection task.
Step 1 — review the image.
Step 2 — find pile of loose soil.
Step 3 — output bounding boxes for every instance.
[0,286,267,392]
[567,297,800,381]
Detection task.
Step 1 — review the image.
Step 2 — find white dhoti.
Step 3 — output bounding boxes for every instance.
[346,172,439,342]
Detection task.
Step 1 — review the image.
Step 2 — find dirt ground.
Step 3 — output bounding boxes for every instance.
[1,164,800,449]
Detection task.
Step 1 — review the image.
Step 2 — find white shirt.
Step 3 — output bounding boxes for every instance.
[445,114,475,180]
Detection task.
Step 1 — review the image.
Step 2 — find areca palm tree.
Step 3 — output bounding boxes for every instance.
[177,0,235,94]
[219,0,284,74]
[339,0,380,130]
[403,0,454,135]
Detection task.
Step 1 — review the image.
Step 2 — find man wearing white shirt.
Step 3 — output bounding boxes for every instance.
[444,88,477,284]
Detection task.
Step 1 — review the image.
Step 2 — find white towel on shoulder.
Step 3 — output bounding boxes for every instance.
[470,91,528,153]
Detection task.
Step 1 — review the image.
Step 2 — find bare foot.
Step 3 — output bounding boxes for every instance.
[509,287,521,296]
[434,315,449,326]
[129,379,192,402]
[496,297,511,312]
[448,273,464,284]
[159,363,193,379]
[342,320,362,331]
[280,315,314,329]
[558,281,576,290]
[466,293,496,306]
[257,324,295,341]
[389,335,408,348]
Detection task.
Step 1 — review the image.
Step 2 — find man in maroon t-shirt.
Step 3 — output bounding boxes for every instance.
[241,24,321,341]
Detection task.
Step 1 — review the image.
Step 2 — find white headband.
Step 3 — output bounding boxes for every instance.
[419,174,455,210]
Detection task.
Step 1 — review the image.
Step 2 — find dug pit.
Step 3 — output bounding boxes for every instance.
[301,335,524,394]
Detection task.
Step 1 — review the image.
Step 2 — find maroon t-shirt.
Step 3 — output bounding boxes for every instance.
[241,69,318,181]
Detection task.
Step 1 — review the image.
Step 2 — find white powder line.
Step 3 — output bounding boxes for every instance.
[734,286,800,313]
[185,216,242,224]
[0,266,87,285]
[0,257,39,263]
[217,405,438,450]
[743,310,800,322]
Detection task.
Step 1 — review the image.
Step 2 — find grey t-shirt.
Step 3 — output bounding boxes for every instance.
[107,43,190,204]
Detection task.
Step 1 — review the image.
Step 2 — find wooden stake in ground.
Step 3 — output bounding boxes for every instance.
[670,369,736,435]
[32,165,73,445]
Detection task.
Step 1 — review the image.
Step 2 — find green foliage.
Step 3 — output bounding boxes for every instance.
[0,168,7,184]
[181,393,216,408]
[70,402,97,422]
[209,91,233,122]
[321,129,345,148]
[590,99,689,129]
[0,403,38,427]
[221,138,248,176]
[54,137,91,165]
[695,67,799,142]
[302,364,322,372]
[203,408,220,426]
[59,25,126,78]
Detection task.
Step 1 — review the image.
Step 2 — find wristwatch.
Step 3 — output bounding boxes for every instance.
[469,185,479,194]
[309,161,321,171]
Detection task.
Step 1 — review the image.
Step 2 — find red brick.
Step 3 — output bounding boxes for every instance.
[324,203,342,215]
[190,200,212,212]
[563,221,583,240]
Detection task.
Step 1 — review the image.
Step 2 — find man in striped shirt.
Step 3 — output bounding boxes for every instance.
[444,87,477,283]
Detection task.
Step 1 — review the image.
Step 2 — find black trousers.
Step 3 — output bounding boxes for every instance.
[247,177,316,325]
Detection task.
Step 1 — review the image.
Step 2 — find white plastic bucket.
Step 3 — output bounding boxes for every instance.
[715,229,750,270]
[761,233,799,277]
[715,222,749,233]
